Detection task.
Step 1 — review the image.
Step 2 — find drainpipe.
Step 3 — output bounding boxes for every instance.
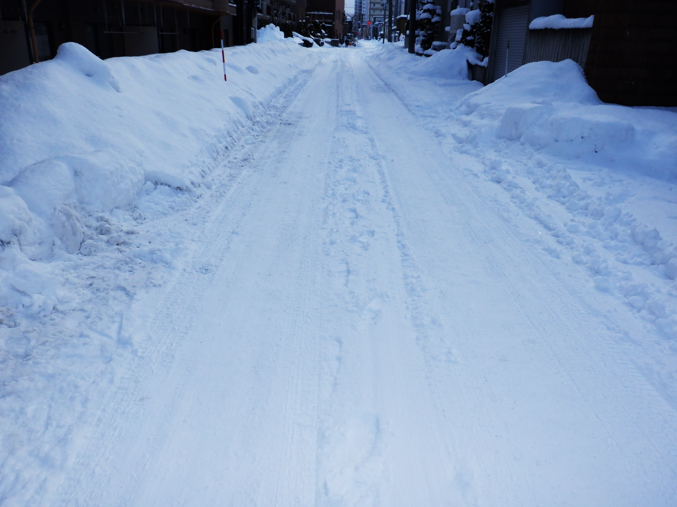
[27,0,42,63]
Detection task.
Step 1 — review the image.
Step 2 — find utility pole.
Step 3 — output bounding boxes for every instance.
[408,0,416,53]
[382,1,386,43]
[388,0,392,42]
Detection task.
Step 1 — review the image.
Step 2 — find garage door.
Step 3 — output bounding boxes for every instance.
[491,5,530,82]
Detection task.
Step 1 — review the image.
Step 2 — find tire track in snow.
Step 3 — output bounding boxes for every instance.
[47,60,323,507]
[359,50,677,506]
[314,55,386,507]
[313,53,462,507]
[404,108,677,489]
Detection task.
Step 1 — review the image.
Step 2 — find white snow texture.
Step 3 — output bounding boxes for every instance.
[529,14,595,30]
[1,37,677,507]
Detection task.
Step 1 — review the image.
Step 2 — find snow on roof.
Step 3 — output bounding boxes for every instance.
[529,14,594,30]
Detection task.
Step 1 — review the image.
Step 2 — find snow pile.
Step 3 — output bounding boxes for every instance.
[368,42,477,80]
[445,59,677,341]
[0,40,318,318]
[530,14,594,30]
[370,46,677,350]
[0,40,319,504]
[454,59,677,180]
[257,23,286,43]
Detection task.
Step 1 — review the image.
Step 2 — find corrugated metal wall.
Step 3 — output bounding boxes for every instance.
[524,28,592,68]
[491,5,530,80]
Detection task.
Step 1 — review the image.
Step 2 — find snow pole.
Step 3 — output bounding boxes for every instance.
[220,29,227,82]
[504,40,509,78]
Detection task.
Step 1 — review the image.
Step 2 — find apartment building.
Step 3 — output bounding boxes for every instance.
[306,0,345,38]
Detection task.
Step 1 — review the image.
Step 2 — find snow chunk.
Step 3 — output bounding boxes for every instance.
[257,23,286,43]
[0,261,62,315]
[530,14,594,30]
[0,187,33,245]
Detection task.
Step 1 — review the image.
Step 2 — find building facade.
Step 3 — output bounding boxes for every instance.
[479,0,677,106]
[305,0,345,38]
[257,0,306,35]
[0,0,259,76]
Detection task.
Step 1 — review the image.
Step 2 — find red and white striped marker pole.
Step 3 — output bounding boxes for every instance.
[220,29,227,82]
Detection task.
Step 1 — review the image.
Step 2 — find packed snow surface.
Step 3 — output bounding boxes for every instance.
[529,14,595,30]
[1,39,677,506]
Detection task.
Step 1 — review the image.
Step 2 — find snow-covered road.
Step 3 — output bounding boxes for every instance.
[28,48,676,506]
[3,42,677,506]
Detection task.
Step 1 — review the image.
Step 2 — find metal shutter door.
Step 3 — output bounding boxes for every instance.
[492,5,530,81]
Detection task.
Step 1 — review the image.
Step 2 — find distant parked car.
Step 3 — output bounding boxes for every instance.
[328,39,340,47]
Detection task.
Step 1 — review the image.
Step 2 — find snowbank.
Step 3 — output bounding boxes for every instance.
[0,40,318,313]
[529,14,594,30]
[445,59,677,342]
[369,42,478,80]
[257,23,286,43]
[455,60,677,181]
[371,48,677,347]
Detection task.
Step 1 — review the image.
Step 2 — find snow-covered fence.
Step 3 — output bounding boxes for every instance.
[524,25,593,69]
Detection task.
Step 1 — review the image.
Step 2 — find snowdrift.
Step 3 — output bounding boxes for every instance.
[454,59,677,181]
[369,48,677,346]
[0,40,318,314]
[367,42,479,80]
[447,59,677,339]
